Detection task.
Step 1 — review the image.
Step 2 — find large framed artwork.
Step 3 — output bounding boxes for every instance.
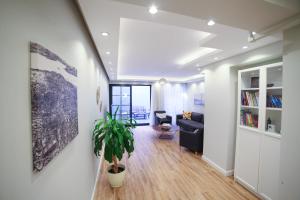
[30,42,78,172]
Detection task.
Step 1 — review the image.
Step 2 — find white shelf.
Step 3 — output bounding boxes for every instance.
[264,131,282,139]
[267,87,283,90]
[266,107,282,111]
[239,125,260,133]
[241,105,259,109]
[241,88,259,91]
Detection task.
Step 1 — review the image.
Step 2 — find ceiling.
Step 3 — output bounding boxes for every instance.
[118,18,218,78]
[113,0,300,31]
[78,0,299,82]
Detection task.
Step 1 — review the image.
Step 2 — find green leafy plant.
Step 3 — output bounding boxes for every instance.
[92,107,136,173]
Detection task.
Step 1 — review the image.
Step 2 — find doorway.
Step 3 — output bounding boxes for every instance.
[109,84,151,125]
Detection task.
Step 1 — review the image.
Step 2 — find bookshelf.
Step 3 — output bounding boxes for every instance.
[266,65,282,135]
[237,63,283,135]
[235,62,283,200]
[239,68,260,129]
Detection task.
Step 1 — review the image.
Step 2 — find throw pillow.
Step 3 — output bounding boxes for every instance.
[183,111,192,120]
[156,113,167,119]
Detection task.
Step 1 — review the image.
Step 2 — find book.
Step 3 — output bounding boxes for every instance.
[267,95,282,108]
[241,91,259,107]
[240,110,258,128]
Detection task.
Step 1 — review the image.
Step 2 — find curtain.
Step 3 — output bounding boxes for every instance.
[163,83,186,125]
[150,82,186,125]
[150,82,163,125]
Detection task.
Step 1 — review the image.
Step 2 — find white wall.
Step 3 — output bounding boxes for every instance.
[279,24,300,200]
[203,64,235,172]
[203,41,282,174]
[185,81,205,113]
[0,1,109,200]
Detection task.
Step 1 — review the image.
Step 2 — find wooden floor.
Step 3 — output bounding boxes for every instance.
[94,126,258,200]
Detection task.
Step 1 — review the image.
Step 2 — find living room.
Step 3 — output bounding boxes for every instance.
[0,1,300,200]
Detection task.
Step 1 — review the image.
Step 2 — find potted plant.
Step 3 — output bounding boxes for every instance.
[92,107,136,187]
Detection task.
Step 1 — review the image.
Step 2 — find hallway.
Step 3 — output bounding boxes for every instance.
[94,126,258,200]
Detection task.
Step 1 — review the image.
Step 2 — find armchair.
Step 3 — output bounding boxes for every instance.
[154,110,172,125]
[179,128,203,153]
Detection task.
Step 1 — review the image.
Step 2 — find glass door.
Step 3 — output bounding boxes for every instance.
[111,85,131,121]
[132,86,151,125]
[110,84,151,125]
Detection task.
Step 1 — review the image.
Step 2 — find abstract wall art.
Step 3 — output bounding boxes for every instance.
[194,93,205,106]
[30,42,78,172]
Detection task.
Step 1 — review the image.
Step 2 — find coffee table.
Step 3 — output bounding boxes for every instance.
[153,123,177,139]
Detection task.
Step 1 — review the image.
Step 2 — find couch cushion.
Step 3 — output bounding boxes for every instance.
[156,113,166,119]
[183,111,192,120]
[191,112,204,123]
[178,119,204,131]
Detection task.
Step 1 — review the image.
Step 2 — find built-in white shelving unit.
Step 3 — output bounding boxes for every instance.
[235,62,283,200]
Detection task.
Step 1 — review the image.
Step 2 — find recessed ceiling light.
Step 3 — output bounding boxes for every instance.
[243,46,248,49]
[207,19,215,26]
[149,5,158,14]
[101,32,109,36]
[252,31,256,35]
[197,68,202,71]
[106,51,111,55]
[196,64,200,67]
[214,57,219,60]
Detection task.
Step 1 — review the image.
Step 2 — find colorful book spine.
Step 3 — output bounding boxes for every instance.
[267,95,282,108]
[240,110,258,128]
[241,91,259,107]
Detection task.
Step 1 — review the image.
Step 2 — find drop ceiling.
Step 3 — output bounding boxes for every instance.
[78,0,299,81]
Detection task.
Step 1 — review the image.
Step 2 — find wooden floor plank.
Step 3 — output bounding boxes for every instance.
[94,126,258,200]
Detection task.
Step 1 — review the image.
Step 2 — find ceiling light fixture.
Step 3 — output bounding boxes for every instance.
[149,5,158,15]
[248,31,257,42]
[196,64,200,67]
[243,46,248,49]
[214,57,219,60]
[106,51,111,55]
[207,19,215,26]
[197,68,202,71]
[101,32,109,36]
[159,78,167,85]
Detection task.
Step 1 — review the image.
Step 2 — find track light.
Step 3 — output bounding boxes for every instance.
[248,31,256,42]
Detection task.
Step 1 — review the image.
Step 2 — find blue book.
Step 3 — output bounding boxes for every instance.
[275,96,282,107]
[271,96,277,107]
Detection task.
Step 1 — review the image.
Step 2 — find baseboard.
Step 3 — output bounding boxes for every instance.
[90,153,104,200]
[235,176,256,192]
[235,176,264,200]
[202,155,234,176]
